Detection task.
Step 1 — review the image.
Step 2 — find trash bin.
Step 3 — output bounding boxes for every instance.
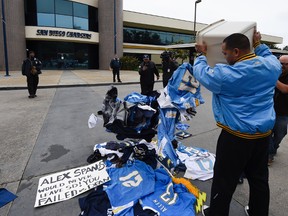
[196,19,257,67]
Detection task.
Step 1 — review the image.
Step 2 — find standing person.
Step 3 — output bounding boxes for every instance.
[138,54,159,95]
[161,51,179,87]
[193,31,281,216]
[110,55,122,83]
[22,51,42,98]
[268,55,288,164]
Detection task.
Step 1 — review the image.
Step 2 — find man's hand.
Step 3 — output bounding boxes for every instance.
[195,42,207,55]
[253,30,261,45]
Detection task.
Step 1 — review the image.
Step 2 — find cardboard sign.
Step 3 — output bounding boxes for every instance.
[34,160,110,207]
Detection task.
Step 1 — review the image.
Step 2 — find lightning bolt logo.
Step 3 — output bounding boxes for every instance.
[195,191,207,213]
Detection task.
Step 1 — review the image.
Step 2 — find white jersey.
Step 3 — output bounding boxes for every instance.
[176,144,215,181]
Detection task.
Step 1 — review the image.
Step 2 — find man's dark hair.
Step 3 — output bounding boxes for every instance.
[29,50,35,55]
[223,33,250,50]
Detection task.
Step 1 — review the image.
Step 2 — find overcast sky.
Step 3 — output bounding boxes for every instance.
[123,0,287,48]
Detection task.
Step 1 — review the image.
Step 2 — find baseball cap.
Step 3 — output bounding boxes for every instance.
[143,54,149,59]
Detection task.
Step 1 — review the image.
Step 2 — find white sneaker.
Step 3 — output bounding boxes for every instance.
[244,206,250,216]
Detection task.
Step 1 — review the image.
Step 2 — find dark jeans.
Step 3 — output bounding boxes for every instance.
[140,83,154,95]
[209,130,270,216]
[27,75,39,96]
[269,115,288,157]
[112,69,121,82]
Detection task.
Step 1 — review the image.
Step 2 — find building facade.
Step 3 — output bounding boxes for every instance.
[0,0,283,71]
[0,0,123,70]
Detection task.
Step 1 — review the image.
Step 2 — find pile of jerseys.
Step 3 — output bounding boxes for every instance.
[79,160,196,216]
[176,143,215,181]
[156,63,205,167]
[98,86,159,142]
[88,140,158,169]
[87,139,215,181]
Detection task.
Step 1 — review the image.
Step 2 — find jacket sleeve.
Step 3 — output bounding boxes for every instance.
[24,59,32,76]
[138,63,143,75]
[153,63,159,77]
[254,44,282,74]
[193,56,223,94]
[254,44,273,58]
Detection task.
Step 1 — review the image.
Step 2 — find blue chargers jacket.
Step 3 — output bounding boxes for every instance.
[193,44,282,139]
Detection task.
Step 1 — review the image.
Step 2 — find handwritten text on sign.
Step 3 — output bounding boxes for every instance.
[34,160,110,207]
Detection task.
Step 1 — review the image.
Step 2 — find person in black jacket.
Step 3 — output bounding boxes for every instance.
[161,51,179,87]
[268,55,288,165]
[22,51,42,98]
[138,55,159,95]
[110,55,122,83]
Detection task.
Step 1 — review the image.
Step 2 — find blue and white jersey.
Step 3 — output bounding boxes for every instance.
[105,160,155,216]
[176,143,215,181]
[167,63,205,111]
[177,143,210,158]
[157,108,180,166]
[124,92,154,105]
[140,169,196,216]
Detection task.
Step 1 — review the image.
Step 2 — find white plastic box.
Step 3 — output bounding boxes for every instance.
[196,19,257,67]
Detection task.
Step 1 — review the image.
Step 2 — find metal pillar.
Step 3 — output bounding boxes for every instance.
[1,0,9,76]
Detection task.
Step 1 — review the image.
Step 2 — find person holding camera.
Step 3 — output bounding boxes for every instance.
[161,51,179,87]
[22,50,42,98]
[138,55,159,95]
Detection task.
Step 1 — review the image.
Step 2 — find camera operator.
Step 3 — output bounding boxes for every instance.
[138,54,159,95]
[161,51,179,87]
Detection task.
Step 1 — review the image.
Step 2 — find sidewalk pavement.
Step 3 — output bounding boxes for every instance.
[0,69,143,90]
[1,69,287,216]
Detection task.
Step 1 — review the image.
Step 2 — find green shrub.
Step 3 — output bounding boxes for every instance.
[120,56,140,70]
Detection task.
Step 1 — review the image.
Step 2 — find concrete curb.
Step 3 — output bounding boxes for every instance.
[0,82,139,91]
[0,80,163,91]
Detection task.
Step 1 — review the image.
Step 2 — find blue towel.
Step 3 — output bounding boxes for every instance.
[0,188,17,208]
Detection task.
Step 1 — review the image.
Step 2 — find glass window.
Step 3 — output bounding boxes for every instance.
[73,17,88,30]
[56,14,73,28]
[37,13,55,27]
[88,7,99,32]
[26,41,98,69]
[73,3,88,18]
[55,0,72,16]
[123,27,194,45]
[37,0,54,13]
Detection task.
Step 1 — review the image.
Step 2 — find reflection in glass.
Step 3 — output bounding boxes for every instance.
[55,0,72,16]
[37,13,55,27]
[73,17,88,30]
[56,15,73,28]
[35,0,97,32]
[123,27,194,45]
[37,0,54,13]
[73,3,88,18]
[26,41,96,69]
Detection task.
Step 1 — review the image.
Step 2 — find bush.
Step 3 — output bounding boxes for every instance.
[120,56,140,70]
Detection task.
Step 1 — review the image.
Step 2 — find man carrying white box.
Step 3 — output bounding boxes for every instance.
[194,31,281,216]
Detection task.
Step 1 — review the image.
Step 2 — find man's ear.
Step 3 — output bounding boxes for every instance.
[233,48,240,57]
